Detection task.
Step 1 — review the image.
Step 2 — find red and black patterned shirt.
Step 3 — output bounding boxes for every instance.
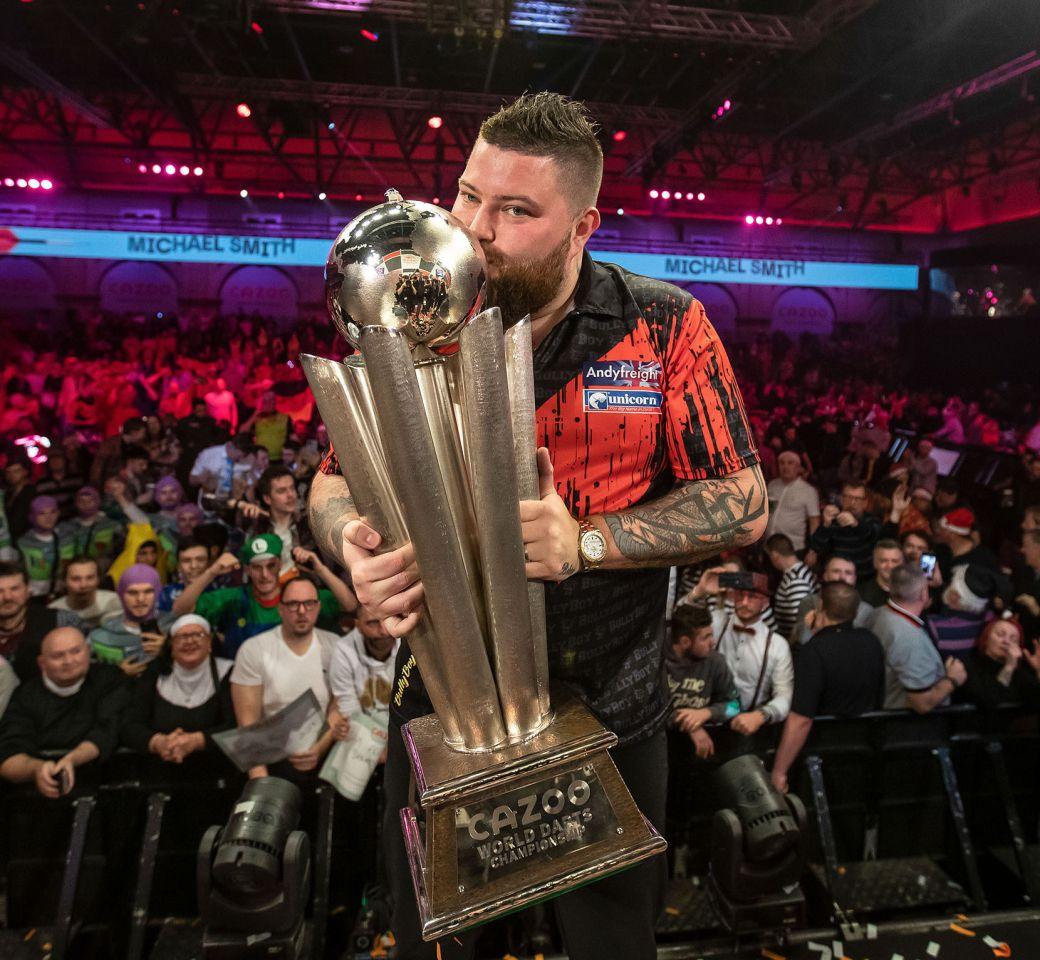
[320,253,758,744]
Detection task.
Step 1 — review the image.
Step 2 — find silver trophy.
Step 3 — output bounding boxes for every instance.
[303,189,665,940]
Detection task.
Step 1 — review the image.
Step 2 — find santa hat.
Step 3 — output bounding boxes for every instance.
[940,507,975,537]
[948,564,1008,615]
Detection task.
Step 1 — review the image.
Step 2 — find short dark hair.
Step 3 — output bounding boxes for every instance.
[65,555,98,574]
[889,564,927,603]
[819,582,860,624]
[874,538,901,553]
[671,603,713,639]
[281,574,320,600]
[0,560,28,584]
[842,481,868,495]
[478,92,604,211]
[257,464,294,504]
[176,537,209,556]
[765,533,796,557]
[230,433,253,454]
[900,529,932,549]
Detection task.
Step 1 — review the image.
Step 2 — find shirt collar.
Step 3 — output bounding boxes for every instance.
[886,599,924,627]
[571,252,624,319]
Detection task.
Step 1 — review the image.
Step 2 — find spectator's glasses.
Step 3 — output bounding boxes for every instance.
[280,599,320,612]
[173,630,209,643]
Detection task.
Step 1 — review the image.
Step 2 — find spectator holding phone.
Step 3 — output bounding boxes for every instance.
[89,564,170,677]
[0,626,128,797]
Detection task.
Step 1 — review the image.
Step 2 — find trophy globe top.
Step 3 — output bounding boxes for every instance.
[325,188,487,350]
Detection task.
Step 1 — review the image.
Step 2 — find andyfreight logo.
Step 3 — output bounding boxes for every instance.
[582,359,661,388]
[583,389,662,414]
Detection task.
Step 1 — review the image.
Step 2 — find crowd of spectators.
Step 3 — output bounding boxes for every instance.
[1,305,1040,911]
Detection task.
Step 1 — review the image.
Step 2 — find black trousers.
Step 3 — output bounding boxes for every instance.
[382,719,669,960]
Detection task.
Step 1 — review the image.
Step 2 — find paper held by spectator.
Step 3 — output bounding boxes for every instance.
[320,712,387,801]
[213,690,328,773]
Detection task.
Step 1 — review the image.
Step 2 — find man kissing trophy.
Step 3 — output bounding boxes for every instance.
[302,189,665,940]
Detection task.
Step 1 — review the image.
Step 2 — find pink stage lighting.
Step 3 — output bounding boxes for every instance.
[661,190,671,199]
[697,192,706,201]
[236,102,252,118]
[151,164,161,174]
[193,166,204,176]
[612,129,627,142]
[164,164,176,175]
[745,214,755,225]
[649,189,659,199]
[40,179,52,190]
[427,115,443,129]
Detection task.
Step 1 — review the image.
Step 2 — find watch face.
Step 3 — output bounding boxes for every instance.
[581,530,607,562]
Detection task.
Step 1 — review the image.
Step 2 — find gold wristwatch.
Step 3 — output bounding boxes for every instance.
[577,519,607,571]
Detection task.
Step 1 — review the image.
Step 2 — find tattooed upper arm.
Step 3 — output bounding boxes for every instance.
[603,464,767,567]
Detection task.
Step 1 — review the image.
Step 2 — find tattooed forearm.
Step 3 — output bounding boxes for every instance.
[308,470,358,563]
[602,464,767,567]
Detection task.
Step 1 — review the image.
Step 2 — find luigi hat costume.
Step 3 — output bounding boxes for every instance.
[240,532,283,565]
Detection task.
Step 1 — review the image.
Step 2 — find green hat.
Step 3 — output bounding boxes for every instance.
[241,532,283,564]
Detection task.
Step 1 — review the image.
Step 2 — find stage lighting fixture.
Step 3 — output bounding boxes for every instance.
[427,115,443,129]
[40,179,52,190]
[137,163,147,173]
[318,191,327,200]
[239,188,249,198]
[152,164,162,174]
[164,164,176,175]
[432,197,440,205]
[661,190,671,199]
[2,178,13,187]
[179,165,189,175]
[616,208,624,216]
[198,778,311,958]
[776,218,782,225]
[685,192,694,200]
[249,20,263,34]
[755,215,764,224]
[327,121,336,131]
[27,178,39,189]
[236,102,252,119]
[360,28,379,42]
[612,129,627,142]
[765,216,774,225]
[697,192,706,201]
[707,756,807,933]
[194,166,204,176]
[355,193,363,201]
[649,189,659,199]
[15,178,27,188]
[745,214,754,224]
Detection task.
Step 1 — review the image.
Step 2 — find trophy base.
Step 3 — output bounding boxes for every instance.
[400,694,667,941]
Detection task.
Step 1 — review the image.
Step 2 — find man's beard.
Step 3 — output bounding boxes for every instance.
[482,233,571,329]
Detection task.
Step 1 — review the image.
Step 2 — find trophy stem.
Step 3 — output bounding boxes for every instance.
[503,316,551,719]
[357,329,508,751]
[414,361,488,637]
[458,308,549,740]
[301,353,470,749]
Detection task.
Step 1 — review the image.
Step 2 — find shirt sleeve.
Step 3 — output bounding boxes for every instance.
[0,686,38,764]
[790,645,824,719]
[229,637,264,687]
[85,667,130,761]
[662,298,759,482]
[328,639,362,717]
[758,635,794,724]
[707,656,741,724]
[888,630,945,694]
[196,588,237,628]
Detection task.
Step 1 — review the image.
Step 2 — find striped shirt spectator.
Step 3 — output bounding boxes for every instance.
[765,534,819,639]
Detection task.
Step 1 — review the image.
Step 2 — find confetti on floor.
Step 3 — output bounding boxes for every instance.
[950,923,976,937]
[926,941,941,956]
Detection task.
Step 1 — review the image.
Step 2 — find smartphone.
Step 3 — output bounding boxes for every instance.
[58,767,72,796]
[920,553,938,577]
[718,571,758,591]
